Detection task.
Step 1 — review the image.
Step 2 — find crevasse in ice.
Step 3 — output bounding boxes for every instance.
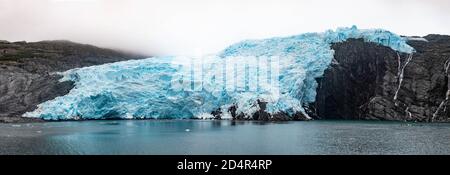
[23,26,415,120]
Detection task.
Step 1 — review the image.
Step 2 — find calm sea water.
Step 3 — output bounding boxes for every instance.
[1,120,450,155]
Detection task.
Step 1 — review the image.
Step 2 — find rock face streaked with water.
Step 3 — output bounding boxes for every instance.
[315,35,450,122]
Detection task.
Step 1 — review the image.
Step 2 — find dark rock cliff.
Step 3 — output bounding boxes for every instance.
[0,40,147,122]
[314,35,450,122]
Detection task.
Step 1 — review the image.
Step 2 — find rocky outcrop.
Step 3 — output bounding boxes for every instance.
[221,101,312,121]
[0,40,147,123]
[314,35,450,122]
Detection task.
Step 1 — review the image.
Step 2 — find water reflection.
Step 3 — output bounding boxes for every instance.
[1,120,450,155]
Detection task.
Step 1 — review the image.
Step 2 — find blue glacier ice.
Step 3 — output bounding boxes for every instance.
[23,26,415,120]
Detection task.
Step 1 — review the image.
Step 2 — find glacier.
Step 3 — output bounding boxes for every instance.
[23,26,415,120]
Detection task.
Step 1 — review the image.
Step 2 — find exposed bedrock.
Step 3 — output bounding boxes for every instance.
[314,36,450,122]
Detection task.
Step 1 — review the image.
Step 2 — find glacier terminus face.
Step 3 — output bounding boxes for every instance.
[23,26,415,120]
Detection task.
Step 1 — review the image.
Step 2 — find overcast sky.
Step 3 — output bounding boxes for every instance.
[0,0,449,56]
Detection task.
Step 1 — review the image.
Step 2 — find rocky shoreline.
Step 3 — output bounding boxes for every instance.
[1,35,449,123]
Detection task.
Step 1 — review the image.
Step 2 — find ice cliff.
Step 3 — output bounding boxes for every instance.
[23,26,415,120]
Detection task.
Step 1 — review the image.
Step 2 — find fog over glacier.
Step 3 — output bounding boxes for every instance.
[0,0,449,56]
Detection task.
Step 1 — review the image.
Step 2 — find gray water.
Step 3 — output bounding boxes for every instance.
[1,120,450,155]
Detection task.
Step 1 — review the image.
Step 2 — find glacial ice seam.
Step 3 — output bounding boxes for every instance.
[445,58,450,74]
[432,90,449,121]
[432,59,450,121]
[394,53,413,101]
[396,53,402,79]
[405,107,412,119]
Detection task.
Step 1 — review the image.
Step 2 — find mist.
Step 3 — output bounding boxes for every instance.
[0,0,449,56]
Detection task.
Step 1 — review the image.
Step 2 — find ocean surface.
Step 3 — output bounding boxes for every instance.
[1,120,450,155]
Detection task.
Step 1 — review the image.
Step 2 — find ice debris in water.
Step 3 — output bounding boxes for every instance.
[23,26,414,120]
